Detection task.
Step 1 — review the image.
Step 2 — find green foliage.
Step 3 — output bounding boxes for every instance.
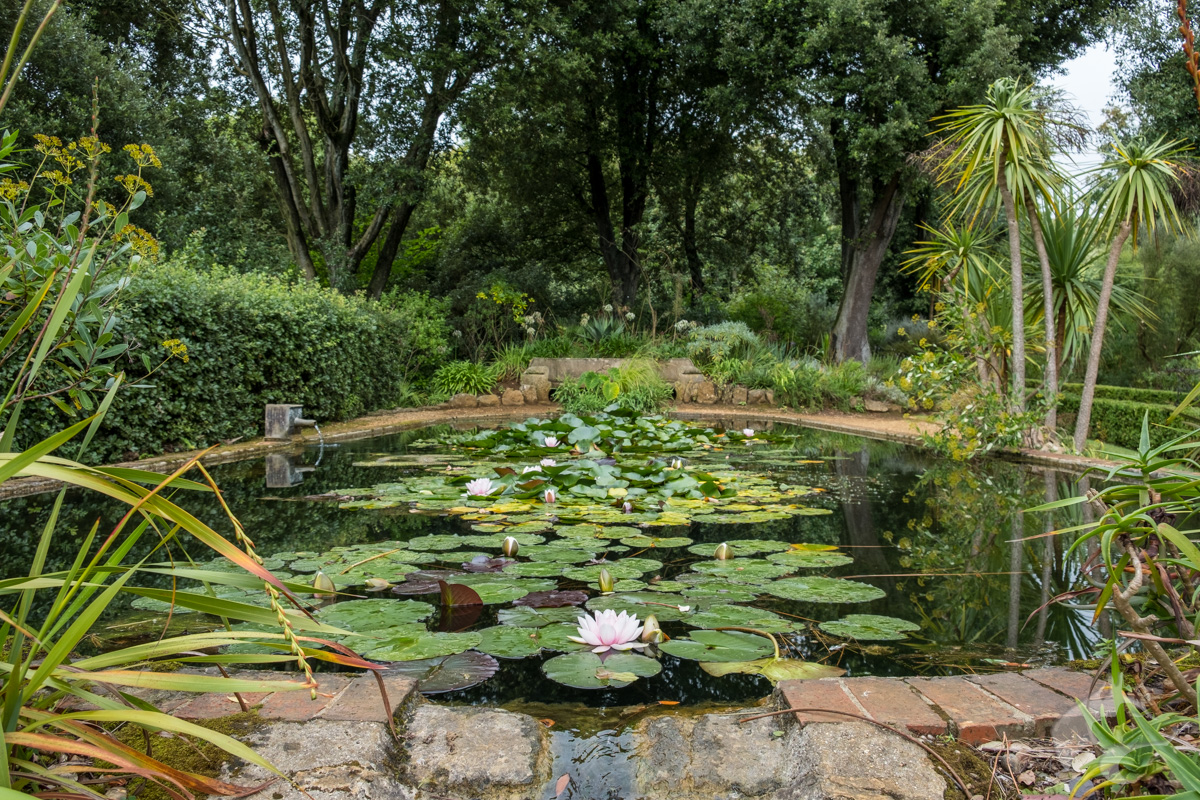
[432,360,501,397]
[17,261,434,462]
[554,360,672,415]
[379,289,453,384]
[1061,383,1185,406]
[686,322,761,365]
[490,342,534,382]
[1058,393,1199,450]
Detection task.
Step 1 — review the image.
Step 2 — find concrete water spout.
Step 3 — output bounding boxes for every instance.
[264,404,319,440]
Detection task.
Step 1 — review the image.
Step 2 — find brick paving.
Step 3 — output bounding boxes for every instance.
[779,667,1111,745]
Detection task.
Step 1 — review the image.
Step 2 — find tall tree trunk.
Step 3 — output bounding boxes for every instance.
[1025,194,1058,433]
[683,180,704,295]
[831,176,904,363]
[1073,219,1134,452]
[366,202,418,300]
[997,152,1026,414]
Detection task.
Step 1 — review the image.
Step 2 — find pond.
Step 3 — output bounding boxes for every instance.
[2,411,1104,710]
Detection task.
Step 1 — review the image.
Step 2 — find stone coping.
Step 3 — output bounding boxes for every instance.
[0,402,1125,501]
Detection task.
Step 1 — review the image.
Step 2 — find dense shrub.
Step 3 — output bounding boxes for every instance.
[685,322,761,364]
[432,360,501,396]
[16,263,445,462]
[1059,393,1200,449]
[553,361,671,415]
[1060,383,1186,407]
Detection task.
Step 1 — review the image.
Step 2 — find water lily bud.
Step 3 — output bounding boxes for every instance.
[364,577,392,592]
[598,568,615,594]
[622,501,633,514]
[502,536,520,557]
[670,457,684,470]
[714,542,733,560]
[641,614,666,643]
[544,488,557,504]
[312,571,335,597]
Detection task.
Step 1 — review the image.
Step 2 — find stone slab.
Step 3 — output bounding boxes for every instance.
[402,705,550,800]
[907,675,1033,744]
[778,721,946,800]
[1023,667,1111,701]
[635,711,795,799]
[174,691,269,720]
[779,679,862,725]
[321,674,417,723]
[221,719,409,800]
[259,676,351,721]
[968,671,1077,735]
[843,677,947,736]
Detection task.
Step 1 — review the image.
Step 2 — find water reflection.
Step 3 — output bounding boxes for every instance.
[1,422,1108,688]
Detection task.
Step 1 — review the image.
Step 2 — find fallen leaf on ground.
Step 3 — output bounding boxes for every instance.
[658,700,680,705]
[539,718,555,727]
[554,773,570,799]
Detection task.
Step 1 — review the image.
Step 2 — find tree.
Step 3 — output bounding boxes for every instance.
[218,0,526,294]
[932,79,1065,419]
[1073,137,1188,452]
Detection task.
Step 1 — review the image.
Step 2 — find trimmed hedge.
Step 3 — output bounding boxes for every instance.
[1059,393,1200,450]
[15,264,447,463]
[1061,383,1186,407]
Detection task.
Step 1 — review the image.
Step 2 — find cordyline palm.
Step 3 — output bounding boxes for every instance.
[933,78,1074,432]
[1073,137,1190,452]
[1021,199,1157,379]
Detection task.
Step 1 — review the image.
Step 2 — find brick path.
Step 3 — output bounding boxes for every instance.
[779,667,1111,745]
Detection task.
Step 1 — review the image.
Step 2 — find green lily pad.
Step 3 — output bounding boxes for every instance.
[586,592,692,622]
[699,657,845,683]
[475,626,551,658]
[764,577,886,604]
[644,580,689,593]
[561,558,662,583]
[686,604,798,633]
[685,539,792,557]
[689,559,793,583]
[542,651,661,689]
[818,614,920,641]
[362,630,482,661]
[524,546,597,563]
[658,630,774,662]
[315,599,434,635]
[765,550,853,569]
[497,606,584,628]
[621,535,694,549]
[504,561,569,578]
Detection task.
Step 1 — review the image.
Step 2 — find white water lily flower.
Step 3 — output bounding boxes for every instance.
[568,609,645,653]
[540,458,557,467]
[544,436,560,448]
[544,489,557,504]
[743,428,754,437]
[522,465,541,473]
[465,478,494,496]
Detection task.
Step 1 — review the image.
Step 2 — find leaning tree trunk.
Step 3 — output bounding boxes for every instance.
[996,152,1026,414]
[831,177,904,363]
[1025,194,1058,433]
[1073,219,1134,452]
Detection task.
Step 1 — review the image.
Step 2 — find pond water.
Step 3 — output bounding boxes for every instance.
[2,413,1105,710]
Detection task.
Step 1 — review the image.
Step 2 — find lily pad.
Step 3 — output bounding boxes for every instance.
[764,577,886,604]
[689,559,793,583]
[512,589,589,608]
[818,614,920,641]
[765,550,854,569]
[686,604,798,634]
[699,657,845,684]
[621,535,694,549]
[586,592,692,622]
[542,651,661,689]
[475,626,551,658]
[503,561,570,578]
[316,599,434,636]
[658,630,775,662]
[388,651,500,694]
[561,558,663,583]
[685,539,791,557]
[497,606,584,627]
[362,630,482,662]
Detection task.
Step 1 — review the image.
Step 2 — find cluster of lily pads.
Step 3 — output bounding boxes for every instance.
[132,413,922,695]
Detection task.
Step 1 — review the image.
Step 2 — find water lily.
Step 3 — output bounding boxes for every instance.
[669,457,684,470]
[502,536,520,557]
[364,578,392,592]
[540,458,557,467]
[641,614,666,643]
[743,428,754,437]
[714,542,733,560]
[544,488,557,504]
[522,465,541,473]
[569,609,646,653]
[622,501,633,514]
[313,571,335,598]
[465,478,494,496]
[544,436,560,448]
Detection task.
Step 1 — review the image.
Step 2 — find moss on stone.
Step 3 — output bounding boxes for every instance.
[932,739,1015,800]
[112,710,264,800]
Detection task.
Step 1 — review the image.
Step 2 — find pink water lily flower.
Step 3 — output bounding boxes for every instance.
[543,489,557,504]
[540,458,557,467]
[465,478,494,496]
[543,436,560,447]
[569,609,645,653]
[743,428,755,437]
[522,465,541,473]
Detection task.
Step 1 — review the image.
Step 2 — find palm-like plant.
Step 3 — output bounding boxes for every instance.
[1073,137,1190,452]
[933,78,1073,428]
[1021,200,1157,379]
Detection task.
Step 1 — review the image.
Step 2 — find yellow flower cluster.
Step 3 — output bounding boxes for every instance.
[123,143,162,169]
[115,174,154,197]
[161,338,189,363]
[115,224,160,258]
[0,177,30,200]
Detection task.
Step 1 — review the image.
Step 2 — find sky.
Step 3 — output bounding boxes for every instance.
[1045,44,1121,172]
